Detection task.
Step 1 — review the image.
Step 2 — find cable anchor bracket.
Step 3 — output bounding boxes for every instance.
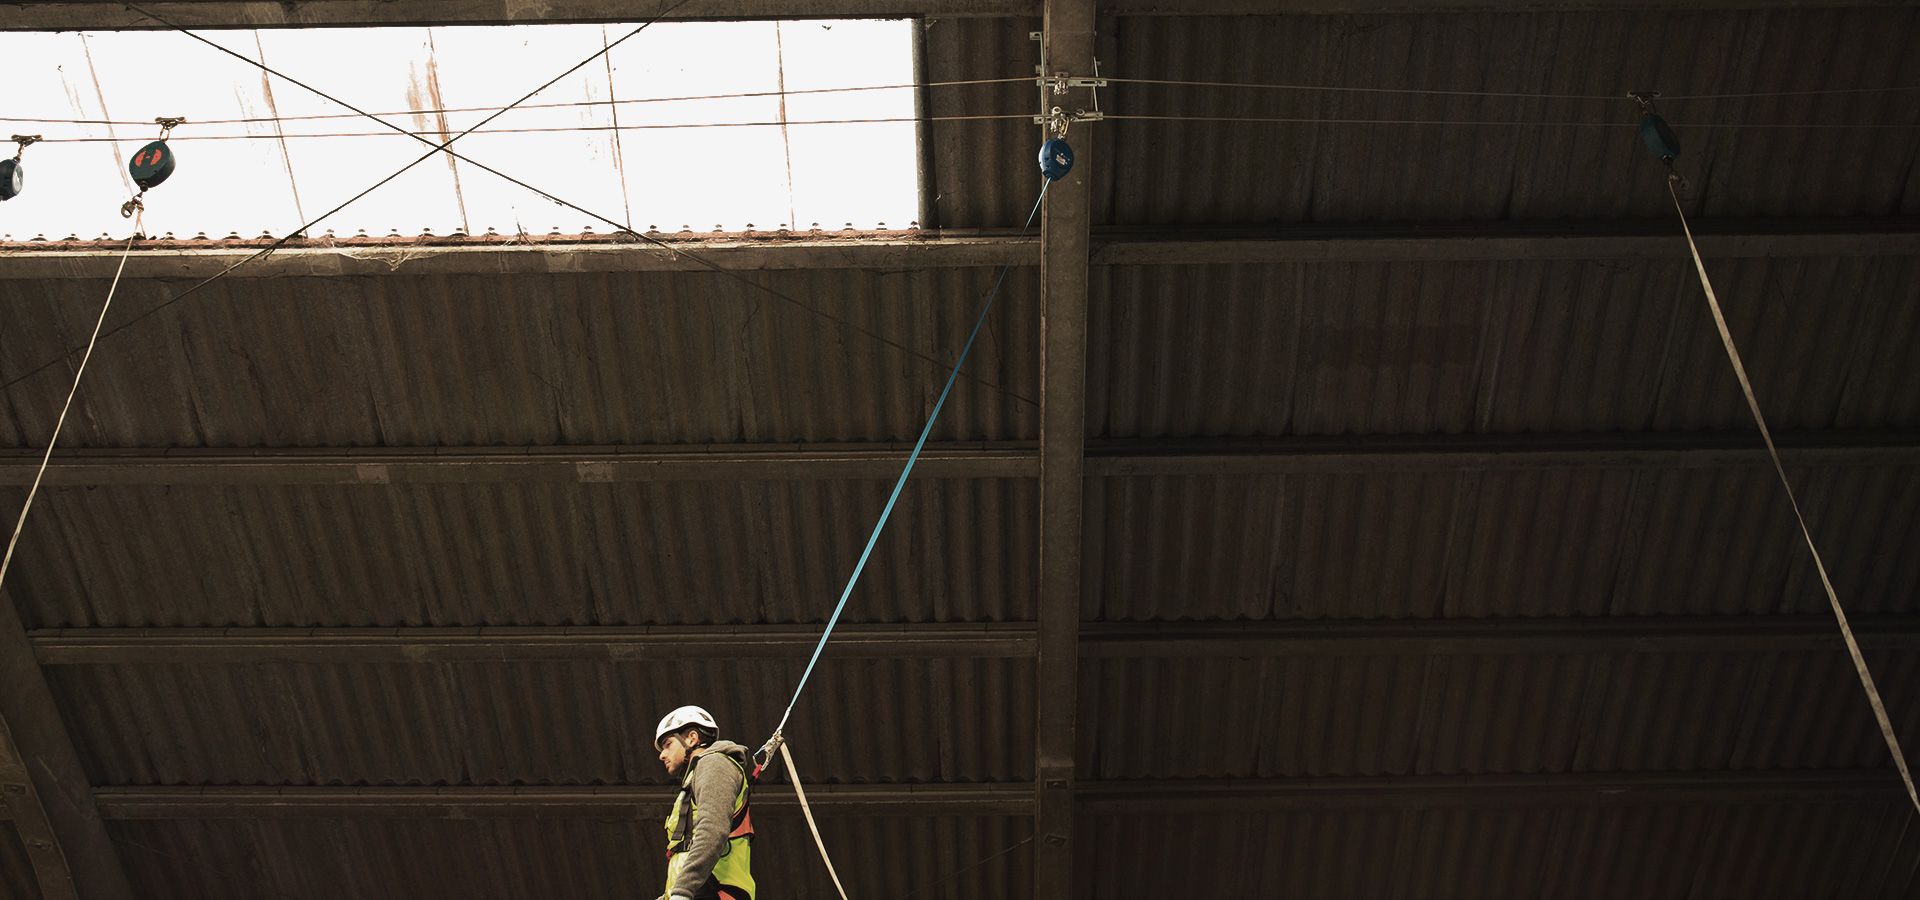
[1033,107,1102,136]
[1036,72,1108,94]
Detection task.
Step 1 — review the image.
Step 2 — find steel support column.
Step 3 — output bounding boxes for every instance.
[0,598,132,900]
[1035,0,1094,894]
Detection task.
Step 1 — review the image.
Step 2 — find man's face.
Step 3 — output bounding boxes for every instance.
[658,733,692,776]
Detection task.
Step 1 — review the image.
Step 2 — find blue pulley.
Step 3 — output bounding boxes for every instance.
[1039,137,1074,181]
[1638,113,1680,163]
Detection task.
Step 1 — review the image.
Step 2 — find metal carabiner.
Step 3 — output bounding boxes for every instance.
[750,731,785,781]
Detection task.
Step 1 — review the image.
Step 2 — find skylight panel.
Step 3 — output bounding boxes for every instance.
[0,19,919,242]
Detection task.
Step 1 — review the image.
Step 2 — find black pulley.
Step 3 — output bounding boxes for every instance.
[1,135,35,201]
[129,140,176,191]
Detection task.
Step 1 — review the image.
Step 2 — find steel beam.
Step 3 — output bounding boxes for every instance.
[0,236,1033,280]
[1082,429,1920,476]
[0,1,1035,31]
[0,0,1893,30]
[4,221,1916,280]
[88,783,1034,820]
[25,770,1897,822]
[0,719,77,900]
[1079,614,1920,658]
[1076,770,1910,814]
[29,623,1040,665]
[0,599,133,899]
[1034,0,1094,894]
[1090,219,1920,265]
[1108,0,1908,12]
[0,443,1039,487]
[0,430,1912,487]
[28,614,1919,665]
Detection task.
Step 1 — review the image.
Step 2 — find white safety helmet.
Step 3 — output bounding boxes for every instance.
[654,705,719,750]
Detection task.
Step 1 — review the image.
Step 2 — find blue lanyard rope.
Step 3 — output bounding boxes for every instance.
[770,179,1051,739]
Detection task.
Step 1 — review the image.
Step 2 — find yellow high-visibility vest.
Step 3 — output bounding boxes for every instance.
[663,752,755,899]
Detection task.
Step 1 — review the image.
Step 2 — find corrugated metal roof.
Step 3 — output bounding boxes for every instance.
[107,813,1031,900]
[4,254,1911,452]
[925,9,1920,230]
[1088,461,1920,621]
[1079,797,1918,899]
[1374,803,1565,898]
[1079,649,1920,780]
[13,458,1908,632]
[1086,469,1463,620]
[1080,806,1406,897]
[2,9,1917,899]
[1088,256,1920,439]
[1531,798,1916,900]
[47,656,1034,787]
[922,15,1041,231]
[921,10,1920,228]
[0,267,1040,450]
[6,475,1036,628]
[1106,10,1920,225]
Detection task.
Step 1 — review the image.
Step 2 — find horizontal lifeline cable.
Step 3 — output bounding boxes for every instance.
[0,76,1034,127]
[14,75,1912,129]
[23,113,1033,142]
[23,112,1918,143]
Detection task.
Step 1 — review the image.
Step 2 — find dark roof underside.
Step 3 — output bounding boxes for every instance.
[1,3,1919,898]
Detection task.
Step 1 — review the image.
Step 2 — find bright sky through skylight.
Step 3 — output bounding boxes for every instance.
[0,19,918,241]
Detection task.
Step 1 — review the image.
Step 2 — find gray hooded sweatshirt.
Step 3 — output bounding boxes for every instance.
[667,739,752,900]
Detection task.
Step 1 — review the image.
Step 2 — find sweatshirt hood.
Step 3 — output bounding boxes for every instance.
[702,740,751,766]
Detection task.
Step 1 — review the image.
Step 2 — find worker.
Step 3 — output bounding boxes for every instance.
[655,705,757,900]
